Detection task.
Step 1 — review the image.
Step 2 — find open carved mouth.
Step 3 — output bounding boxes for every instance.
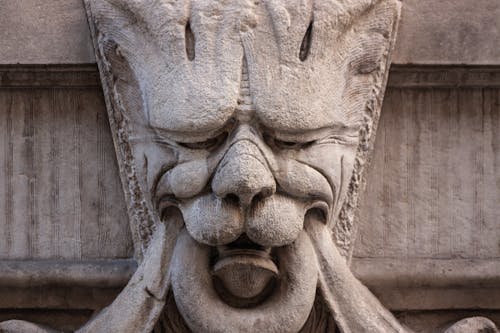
[171,228,318,332]
[211,234,279,308]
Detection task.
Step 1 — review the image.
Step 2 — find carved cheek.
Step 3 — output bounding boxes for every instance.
[299,144,358,218]
[274,157,333,206]
[157,159,210,199]
[138,145,177,193]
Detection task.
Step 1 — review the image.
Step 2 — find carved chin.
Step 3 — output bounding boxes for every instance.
[170,229,318,333]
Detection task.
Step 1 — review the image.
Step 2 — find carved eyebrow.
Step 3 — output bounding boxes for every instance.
[263,124,360,142]
[150,118,235,143]
[151,127,221,143]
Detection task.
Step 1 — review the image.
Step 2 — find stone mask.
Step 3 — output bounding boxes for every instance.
[85,0,403,331]
[0,1,498,332]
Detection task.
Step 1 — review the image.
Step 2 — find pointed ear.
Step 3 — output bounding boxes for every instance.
[332,0,402,259]
[346,0,402,76]
[314,0,400,28]
[85,0,153,61]
[84,0,150,126]
[85,0,190,72]
[84,0,193,129]
[341,0,402,118]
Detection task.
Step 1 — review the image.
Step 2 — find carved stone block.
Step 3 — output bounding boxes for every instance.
[0,1,498,332]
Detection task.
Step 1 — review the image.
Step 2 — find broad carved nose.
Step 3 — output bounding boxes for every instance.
[212,141,276,207]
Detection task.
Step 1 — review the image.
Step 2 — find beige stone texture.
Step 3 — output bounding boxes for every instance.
[0,65,498,332]
[5,0,407,331]
[0,0,95,64]
[357,69,500,260]
[393,0,500,65]
[0,67,131,260]
[1,0,500,65]
[0,0,498,332]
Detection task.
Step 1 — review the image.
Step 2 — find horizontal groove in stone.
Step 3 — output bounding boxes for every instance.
[1,257,499,289]
[0,65,100,88]
[388,65,500,88]
[353,258,500,289]
[1,65,500,88]
[0,259,137,288]
[0,258,499,310]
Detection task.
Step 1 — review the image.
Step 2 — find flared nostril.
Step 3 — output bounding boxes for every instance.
[220,181,276,208]
[250,186,274,206]
[212,142,276,208]
[224,193,240,206]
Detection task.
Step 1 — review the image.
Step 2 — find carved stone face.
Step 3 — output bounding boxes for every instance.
[155,55,360,330]
[86,0,401,331]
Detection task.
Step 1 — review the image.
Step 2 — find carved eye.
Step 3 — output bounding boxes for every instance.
[177,132,227,150]
[265,134,315,150]
[299,20,313,62]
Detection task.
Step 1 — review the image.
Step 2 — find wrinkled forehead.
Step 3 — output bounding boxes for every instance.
[95,0,383,133]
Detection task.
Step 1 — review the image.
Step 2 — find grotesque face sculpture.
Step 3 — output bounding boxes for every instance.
[85,0,403,332]
[0,2,497,333]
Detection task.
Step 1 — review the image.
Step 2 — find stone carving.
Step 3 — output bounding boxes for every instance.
[0,0,498,332]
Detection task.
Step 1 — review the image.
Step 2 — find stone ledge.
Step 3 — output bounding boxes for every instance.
[2,65,500,89]
[353,258,500,289]
[0,258,499,311]
[0,65,100,88]
[0,64,500,89]
[388,65,500,88]
[0,259,136,310]
[2,0,499,65]
[0,259,136,288]
[352,258,500,311]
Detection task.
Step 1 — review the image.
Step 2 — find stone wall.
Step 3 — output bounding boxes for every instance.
[0,1,498,332]
[0,67,131,260]
[356,67,500,328]
[1,0,499,65]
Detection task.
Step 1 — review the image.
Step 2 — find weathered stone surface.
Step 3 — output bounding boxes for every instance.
[79,0,405,332]
[0,67,131,260]
[353,258,500,311]
[0,311,91,333]
[396,312,500,333]
[444,317,500,333]
[393,0,500,65]
[0,66,498,331]
[0,320,58,333]
[0,1,498,332]
[0,0,95,64]
[1,0,500,65]
[356,70,500,260]
[0,259,135,289]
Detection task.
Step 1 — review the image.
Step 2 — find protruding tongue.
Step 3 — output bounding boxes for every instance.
[170,229,318,333]
[212,235,278,303]
[213,254,278,299]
